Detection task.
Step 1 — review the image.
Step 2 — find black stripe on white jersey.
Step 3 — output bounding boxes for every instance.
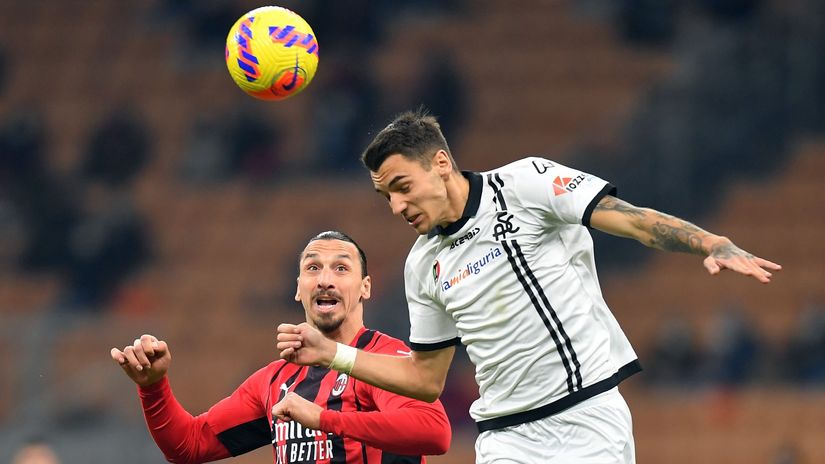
[510,239,582,389]
[499,239,575,393]
[486,173,582,392]
[490,173,507,209]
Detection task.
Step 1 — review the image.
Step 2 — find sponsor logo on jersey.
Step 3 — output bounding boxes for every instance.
[552,174,586,196]
[272,419,334,463]
[532,159,555,174]
[279,380,295,400]
[449,227,481,250]
[441,247,503,291]
[331,373,348,397]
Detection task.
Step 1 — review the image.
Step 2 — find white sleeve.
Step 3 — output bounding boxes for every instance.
[404,258,459,351]
[515,157,616,227]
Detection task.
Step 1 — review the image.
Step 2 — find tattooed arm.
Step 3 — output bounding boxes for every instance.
[589,195,782,283]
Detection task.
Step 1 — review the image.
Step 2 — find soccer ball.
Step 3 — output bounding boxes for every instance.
[225,6,319,101]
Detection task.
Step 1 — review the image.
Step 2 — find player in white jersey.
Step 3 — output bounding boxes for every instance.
[277,109,781,463]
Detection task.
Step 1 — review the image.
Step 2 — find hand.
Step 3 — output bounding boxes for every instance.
[271,392,324,430]
[276,322,336,367]
[704,239,782,284]
[110,334,171,387]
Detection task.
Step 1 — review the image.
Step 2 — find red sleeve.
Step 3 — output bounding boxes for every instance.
[318,335,451,455]
[138,376,231,464]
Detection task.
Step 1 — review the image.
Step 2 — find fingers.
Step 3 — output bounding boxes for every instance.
[277,323,302,335]
[743,257,774,283]
[732,260,770,283]
[703,256,721,275]
[271,403,292,422]
[139,334,159,358]
[111,335,167,372]
[277,325,303,362]
[271,393,294,421]
[277,340,302,351]
[110,347,128,365]
[753,257,782,271]
[132,338,152,370]
[279,346,297,362]
[121,344,143,371]
[707,256,774,283]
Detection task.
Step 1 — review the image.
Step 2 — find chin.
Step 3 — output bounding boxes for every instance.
[314,316,344,334]
[414,223,430,235]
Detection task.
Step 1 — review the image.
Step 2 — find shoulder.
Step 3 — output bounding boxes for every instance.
[481,157,563,194]
[405,235,438,272]
[485,157,559,178]
[362,330,412,356]
[255,359,291,381]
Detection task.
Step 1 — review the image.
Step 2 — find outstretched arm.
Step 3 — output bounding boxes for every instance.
[589,195,782,283]
[277,323,455,402]
[272,389,451,456]
[111,335,231,463]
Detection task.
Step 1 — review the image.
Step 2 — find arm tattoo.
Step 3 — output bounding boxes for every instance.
[595,196,715,255]
[594,196,647,219]
[710,242,754,260]
[648,221,706,255]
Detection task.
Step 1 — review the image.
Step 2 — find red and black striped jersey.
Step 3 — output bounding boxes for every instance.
[138,327,451,464]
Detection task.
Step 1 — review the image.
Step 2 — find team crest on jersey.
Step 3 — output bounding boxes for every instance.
[331,372,348,397]
[432,260,440,282]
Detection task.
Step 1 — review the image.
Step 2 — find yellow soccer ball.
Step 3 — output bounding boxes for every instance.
[225,6,319,100]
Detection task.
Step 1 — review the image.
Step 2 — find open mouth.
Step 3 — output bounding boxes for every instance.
[406,214,421,227]
[314,296,340,313]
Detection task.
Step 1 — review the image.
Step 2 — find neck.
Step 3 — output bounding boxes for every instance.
[442,171,470,224]
[318,310,364,345]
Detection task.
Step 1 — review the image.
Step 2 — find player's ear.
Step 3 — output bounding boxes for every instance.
[432,150,452,177]
[294,277,301,302]
[360,275,371,301]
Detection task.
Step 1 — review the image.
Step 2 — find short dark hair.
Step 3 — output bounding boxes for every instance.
[303,230,368,278]
[361,107,455,172]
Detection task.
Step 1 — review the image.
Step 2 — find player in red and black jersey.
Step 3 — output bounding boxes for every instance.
[111,231,451,464]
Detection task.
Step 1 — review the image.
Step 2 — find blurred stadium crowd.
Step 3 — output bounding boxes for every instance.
[1,0,824,463]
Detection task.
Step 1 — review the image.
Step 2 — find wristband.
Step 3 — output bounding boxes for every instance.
[328,343,357,374]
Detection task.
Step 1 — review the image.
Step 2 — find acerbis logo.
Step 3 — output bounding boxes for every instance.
[449,227,481,250]
[552,174,586,196]
[432,260,440,282]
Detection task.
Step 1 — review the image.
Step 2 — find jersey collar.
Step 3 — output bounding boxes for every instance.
[428,171,482,238]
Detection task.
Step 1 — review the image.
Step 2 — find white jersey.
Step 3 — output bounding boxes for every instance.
[404,157,640,430]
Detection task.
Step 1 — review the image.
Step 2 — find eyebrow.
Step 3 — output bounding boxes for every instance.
[302,252,354,262]
[387,175,407,188]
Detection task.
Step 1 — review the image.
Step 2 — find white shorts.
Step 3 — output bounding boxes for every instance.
[475,387,635,464]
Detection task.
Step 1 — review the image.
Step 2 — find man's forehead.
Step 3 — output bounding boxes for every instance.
[371,154,421,188]
[302,239,357,260]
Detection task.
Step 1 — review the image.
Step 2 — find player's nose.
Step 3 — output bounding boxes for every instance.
[316,267,335,288]
[389,194,406,216]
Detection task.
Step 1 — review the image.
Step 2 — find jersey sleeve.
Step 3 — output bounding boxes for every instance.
[515,157,616,227]
[138,376,232,463]
[204,365,273,457]
[404,252,460,351]
[318,335,451,456]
